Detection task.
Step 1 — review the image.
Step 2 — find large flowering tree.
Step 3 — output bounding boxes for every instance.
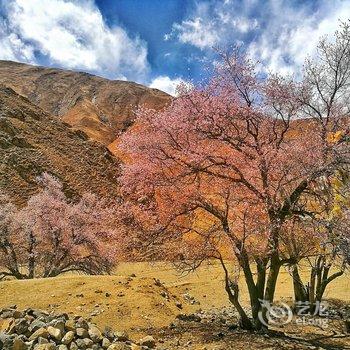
[119,23,350,329]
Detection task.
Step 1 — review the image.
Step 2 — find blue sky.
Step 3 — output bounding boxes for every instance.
[0,0,349,95]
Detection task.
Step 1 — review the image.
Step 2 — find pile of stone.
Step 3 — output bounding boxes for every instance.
[0,307,156,350]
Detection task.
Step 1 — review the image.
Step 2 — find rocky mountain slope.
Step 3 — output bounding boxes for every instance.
[0,60,170,145]
[0,85,120,204]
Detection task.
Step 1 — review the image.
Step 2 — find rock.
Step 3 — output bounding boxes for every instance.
[114,331,129,341]
[0,331,15,348]
[76,327,89,338]
[69,342,78,350]
[29,327,49,341]
[50,320,65,333]
[88,325,103,342]
[47,326,62,341]
[176,313,201,322]
[15,318,29,335]
[31,310,48,318]
[103,326,114,341]
[107,343,129,350]
[160,291,169,299]
[65,320,76,332]
[345,319,350,333]
[34,344,56,350]
[61,331,75,345]
[0,317,15,333]
[1,309,23,319]
[76,317,88,330]
[37,337,49,344]
[13,337,28,350]
[139,335,156,349]
[1,309,22,319]
[29,319,47,332]
[76,338,94,348]
[102,337,111,348]
[58,346,69,350]
[175,301,183,309]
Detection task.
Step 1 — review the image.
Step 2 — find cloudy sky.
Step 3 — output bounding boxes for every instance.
[0,0,349,95]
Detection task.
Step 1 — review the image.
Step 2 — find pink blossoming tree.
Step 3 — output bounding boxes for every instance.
[0,173,120,279]
[119,23,350,329]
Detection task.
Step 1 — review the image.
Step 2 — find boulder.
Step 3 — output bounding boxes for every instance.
[139,335,156,349]
[50,320,65,333]
[102,337,111,349]
[0,331,15,348]
[69,342,78,350]
[76,327,89,338]
[64,320,76,332]
[107,343,129,350]
[61,331,75,345]
[76,317,88,330]
[29,319,47,333]
[29,327,49,341]
[13,336,29,350]
[58,345,69,350]
[37,337,49,344]
[76,337,94,348]
[88,325,103,342]
[47,326,62,341]
[114,331,129,341]
[34,344,56,350]
[14,318,29,335]
[0,317,15,333]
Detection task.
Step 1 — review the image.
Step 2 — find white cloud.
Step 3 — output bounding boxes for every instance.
[149,76,185,96]
[167,1,259,50]
[0,0,149,81]
[172,17,219,50]
[0,20,35,62]
[247,0,350,75]
[167,0,350,75]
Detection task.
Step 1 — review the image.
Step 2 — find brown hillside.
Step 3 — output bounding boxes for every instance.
[0,60,171,145]
[0,85,120,204]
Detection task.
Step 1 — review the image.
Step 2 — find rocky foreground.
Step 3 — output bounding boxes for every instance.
[0,307,156,350]
[1,304,350,350]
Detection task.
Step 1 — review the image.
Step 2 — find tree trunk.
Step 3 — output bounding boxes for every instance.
[264,254,281,302]
[291,260,344,315]
[291,265,307,302]
[260,254,281,329]
[308,266,316,311]
[219,256,254,330]
[27,231,36,279]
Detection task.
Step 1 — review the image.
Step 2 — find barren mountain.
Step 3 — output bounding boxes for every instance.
[0,85,120,204]
[0,60,171,145]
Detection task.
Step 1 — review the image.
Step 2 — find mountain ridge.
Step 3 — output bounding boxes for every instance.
[0,60,171,145]
[0,85,120,204]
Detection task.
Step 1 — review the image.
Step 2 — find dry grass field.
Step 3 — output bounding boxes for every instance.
[0,261,349,340]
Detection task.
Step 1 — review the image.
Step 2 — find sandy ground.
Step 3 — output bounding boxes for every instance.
[0,262,349,348]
